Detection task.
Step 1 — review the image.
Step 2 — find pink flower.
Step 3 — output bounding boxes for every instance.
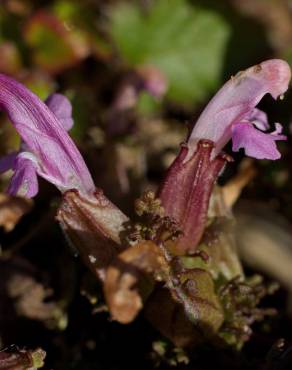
[159,59,291,253]
[189,59,291,160]
[0,75,95,197]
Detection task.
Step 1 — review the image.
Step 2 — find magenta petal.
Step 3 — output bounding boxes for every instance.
[0,151,17,173]
[189,59,291,155]
[272,122,283,135]
[232,123,286,160]
[247,108,269,131]
[7,155,38,197]
[45,93,74,131]
[0,74,95,195]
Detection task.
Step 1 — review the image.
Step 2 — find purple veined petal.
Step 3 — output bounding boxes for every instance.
[0,74,95,196]
[247,108,269,131]
[231,122,286,160]
[7,154,39,197]
[45,93,74,131]
[0,151,18,173]
[189,59,291,155]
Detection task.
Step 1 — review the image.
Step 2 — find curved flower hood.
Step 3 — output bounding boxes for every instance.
[0,75,95,197]
[189,59,291,160]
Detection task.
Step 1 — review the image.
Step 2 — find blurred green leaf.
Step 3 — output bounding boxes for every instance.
[136,92,162,116]
[53,0,80,22]
[25,75,54,100]
[109,0,230,106]
[69,92,93,142]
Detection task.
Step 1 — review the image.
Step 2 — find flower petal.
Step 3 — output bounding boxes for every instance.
[45,93,74,131]
[272,122,284,135]
[0,151,17,173]
[7,155,39,197]
[231,123,286,160]
[189,59,291,155]
[246,108,269,131]
[0,74,95,195]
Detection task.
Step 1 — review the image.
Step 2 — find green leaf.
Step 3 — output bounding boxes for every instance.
[136,92,162,116]
[109,0,230,106]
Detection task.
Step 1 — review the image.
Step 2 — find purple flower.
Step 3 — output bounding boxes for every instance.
[0,74,95,197]
[0,74,130,282]
[189,59,291,160]
[158,59,291,253]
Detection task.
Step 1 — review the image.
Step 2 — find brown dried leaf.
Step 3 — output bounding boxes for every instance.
[0,346,45,370]
[7,274,64,328]
[0,194,32,232]
[57,189,128,281]
[104,240,167,323]
[0,256,65,330]
[221,158,256,208]
[204,187,244,280]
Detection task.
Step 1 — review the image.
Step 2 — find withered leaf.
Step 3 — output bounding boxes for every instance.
[104,240,167,324]
[201,217,244,280]
[205,187,244,280]
[7,274,64,329]
[57,190,128,281]
[0,346,45,370]
[0,194,32,232]
[0,257,65,330]
[221,158,256,208]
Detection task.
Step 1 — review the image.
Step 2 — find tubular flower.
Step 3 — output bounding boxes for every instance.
[0,74,128,280]
[0,74,95,197]
[189,59,291,160]
[159,59,291,253]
